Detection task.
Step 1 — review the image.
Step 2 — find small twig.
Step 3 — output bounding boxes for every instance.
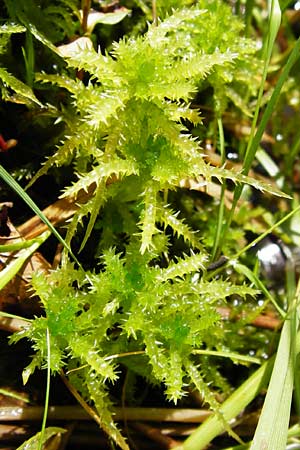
[0,405,211,423]
[217,306,282,330]
[81,0,91,34]
[152,0,158,26]
[52,243,63,270]
[0,315,31,333]
[59,370,103,428]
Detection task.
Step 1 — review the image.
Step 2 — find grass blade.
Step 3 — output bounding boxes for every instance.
[0,230,50,290]
[0,164,81,268]
[222,4,300,238]
[182,325,300,450]
[38,327,52,450]
[250,282,299,450]
[182,356,275,450]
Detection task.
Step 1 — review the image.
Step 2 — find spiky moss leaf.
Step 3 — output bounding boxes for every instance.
[207,166,291,199]
[10,317,66,374]
[65,46,122,88]
[185,358,243,442]
[146,7,208,45]
[102,247,127,283]
[156,0,198,17]
[75,83,128,130]
[157,252,208,282]
[139,303,220,402]
[12,244,259,406]
[149,137,197,185]
[38,45,106,106]
[112,36,237,103]
[69,336,118,382]
[189,279,259,303]
[0,67,42,105]
[26,120,89,188]
[63,5,249,106]
[147,344,187,403]
[166,101,202,125]
[85,370,129,450]
[35,72,80,94]
[165,348,187,403]
[153,295,221,348]
[64,202,90,251]
[158,2,246,57]
[172,51,238,81]
[105,99,202,185]
[143,332,170,380]
[16,427,66,450]
[28,3,255,189]
[61,157,138,198]
[157,204,202,250]
[0,35,10,55]
[0,23,26,34]
[185,358,221,411]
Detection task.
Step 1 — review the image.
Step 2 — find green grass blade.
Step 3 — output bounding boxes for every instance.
[38,327,52,450]
[0,164,81,268]
[192,349,261,365]
[234,28,300,188]
[239,0,281,178]
[250,316,297,449]
[234,204,300,259]
[233,262,285,317]
[182,355,275,450]
[211,117,226,261]
[0,388,30,403]
[182,328,300,450]
[0,230,50,290]
[221,5,300,239]
[0,237,46,253]
[0,311,31,322]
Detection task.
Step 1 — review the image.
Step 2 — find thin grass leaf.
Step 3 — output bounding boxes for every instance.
[250,317,297,449]
[0,230,50,290]
[0,388,30,403]
[233,262,285,317]
[242,0,281,176]
[79,182,107,253]
[20,20,59,55]
[182,355,275,450]
[233,204,300,261]
[37,328,52,450]
[211,117,226,260]
[191,349,261,365]
[222,1,290,236]
[243,34,300,173]
[0,165,81,268]
[183,286,300,450]
[0,236,49,253]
